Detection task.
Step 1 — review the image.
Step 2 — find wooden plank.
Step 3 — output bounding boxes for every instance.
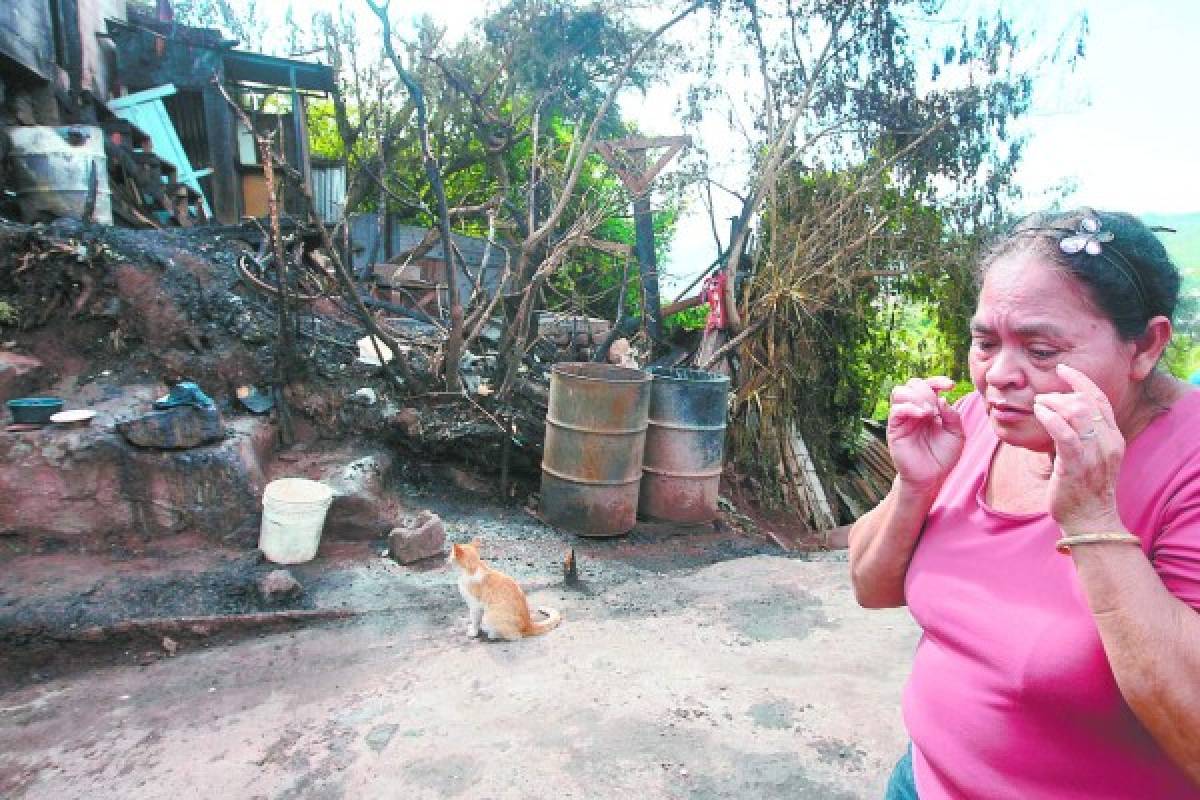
[788,427,838,531]
[660,293,705,318]
[593,135,692,197]
[833,481,866,519]
[108,82,213,216]
[202,84,242,223]
[241,172,270,218]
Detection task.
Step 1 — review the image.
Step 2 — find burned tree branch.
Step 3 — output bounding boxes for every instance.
[720,4,852,334]
[491,2,702,398]
[366,0,464,392]
[213,76,296,445]
[214,74,420,393]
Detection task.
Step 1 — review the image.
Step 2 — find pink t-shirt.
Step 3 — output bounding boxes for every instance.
[903,391,1200,799]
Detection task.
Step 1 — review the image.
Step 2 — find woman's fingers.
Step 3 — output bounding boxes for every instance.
[1032,401,1084,464]
[1055,363,1103,400]
[1033,391,1098,434]
[889,401,937,425]
[1055,364,1118,430]
[937,396,965,437]
[891,377,955,411]
[1034,393,1123,467]
[926,376,955,393]
[1035,371,1126,532]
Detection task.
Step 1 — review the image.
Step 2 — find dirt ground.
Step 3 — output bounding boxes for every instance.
[0,484,918,800]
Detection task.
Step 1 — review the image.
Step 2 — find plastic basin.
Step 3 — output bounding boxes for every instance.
[7,397,65,424]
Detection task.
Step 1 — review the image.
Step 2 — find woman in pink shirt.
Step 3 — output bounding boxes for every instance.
[850,209,1200,798]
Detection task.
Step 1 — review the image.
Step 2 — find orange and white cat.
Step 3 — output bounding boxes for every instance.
[448,540,561,641]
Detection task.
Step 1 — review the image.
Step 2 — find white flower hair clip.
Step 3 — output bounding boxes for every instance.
[1059,215,1114,256]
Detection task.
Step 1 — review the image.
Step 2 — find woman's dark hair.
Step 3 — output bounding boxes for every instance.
[979,208,1180,340]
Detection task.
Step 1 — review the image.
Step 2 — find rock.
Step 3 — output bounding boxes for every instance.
[352,387,377,406]
[388,510,446,564]
[322,454,401,540]
[365,723,399,753]
[258,569,301,601]
[117,405,224,449]
[161,636,178,656]
[0,351,50,404]
[444,465,492,495]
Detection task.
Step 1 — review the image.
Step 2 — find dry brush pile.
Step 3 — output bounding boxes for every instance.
[724,165,977,530]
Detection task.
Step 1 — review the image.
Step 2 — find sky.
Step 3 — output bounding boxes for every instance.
[276,0,1200,292]
[1009,0,1200,216]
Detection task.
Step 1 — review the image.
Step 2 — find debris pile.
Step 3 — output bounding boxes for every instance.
[0,217,545,548]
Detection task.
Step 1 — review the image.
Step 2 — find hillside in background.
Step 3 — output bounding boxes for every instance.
[1143,212,1200,282]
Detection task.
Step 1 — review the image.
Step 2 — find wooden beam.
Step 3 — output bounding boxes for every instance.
[660,293,705,318]
[593,135,691,197]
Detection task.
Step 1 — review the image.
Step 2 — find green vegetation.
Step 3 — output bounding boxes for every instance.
[1143,212,1200,278]
[664,303,709,334]
[1142,213,1200,380]
[0,300,18,327]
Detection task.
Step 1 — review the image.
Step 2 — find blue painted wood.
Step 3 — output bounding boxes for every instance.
[109,83,213,216]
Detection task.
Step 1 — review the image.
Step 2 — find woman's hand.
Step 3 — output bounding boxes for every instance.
[1032,364,1125,533]
[886,376,966,495]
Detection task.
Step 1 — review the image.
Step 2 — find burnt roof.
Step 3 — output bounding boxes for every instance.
[112,11,334,93]
[223,51,335,93]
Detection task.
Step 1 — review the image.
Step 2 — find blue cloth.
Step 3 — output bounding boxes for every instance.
[153,381,215,410]
[884,745,918,800]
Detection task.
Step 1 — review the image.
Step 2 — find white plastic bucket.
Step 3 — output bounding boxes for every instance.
[259,478,334,564]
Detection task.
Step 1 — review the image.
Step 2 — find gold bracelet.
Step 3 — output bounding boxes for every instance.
[1055,532,1142,555]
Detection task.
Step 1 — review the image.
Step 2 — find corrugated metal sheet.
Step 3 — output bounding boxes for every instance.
[0,0,56,81]
[348,212,510,308]
[163,89,210,171]
[312,164,346,223]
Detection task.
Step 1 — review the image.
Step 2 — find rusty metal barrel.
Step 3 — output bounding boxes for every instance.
[639,367,731,523]
[540,363,652,537]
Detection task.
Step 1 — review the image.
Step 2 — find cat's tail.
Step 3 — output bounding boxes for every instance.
[525,606,562,636]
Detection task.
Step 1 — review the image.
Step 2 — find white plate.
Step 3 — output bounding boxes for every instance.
[50,409,97,424]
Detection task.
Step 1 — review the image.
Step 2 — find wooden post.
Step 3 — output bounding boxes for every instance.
[201,85,241,223]
[593,135,691,345]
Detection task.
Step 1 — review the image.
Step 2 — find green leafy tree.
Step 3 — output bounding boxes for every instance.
[685,1,1086,523]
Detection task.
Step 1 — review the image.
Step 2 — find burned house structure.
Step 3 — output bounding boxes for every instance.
[0,0,125,127]
[106,7,337,224]
[2,0,511,325]
[0,0,339,227]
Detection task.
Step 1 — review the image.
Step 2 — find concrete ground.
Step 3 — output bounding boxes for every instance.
[0,553,918,799]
